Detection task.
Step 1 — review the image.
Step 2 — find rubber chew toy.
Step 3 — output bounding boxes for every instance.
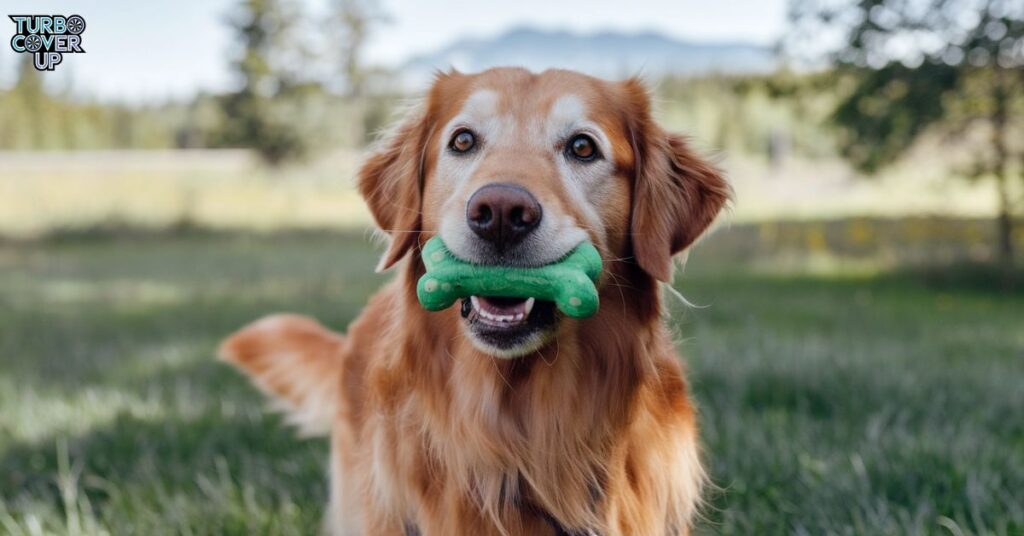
[417,236,602,318]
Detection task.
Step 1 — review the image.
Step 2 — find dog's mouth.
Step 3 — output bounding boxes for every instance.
[460,296,558,357]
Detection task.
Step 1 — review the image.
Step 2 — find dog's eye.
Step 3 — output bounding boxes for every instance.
[449,129,476,153]
[567,134,599,161]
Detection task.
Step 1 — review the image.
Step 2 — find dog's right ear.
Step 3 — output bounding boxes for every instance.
[358,105,429,271]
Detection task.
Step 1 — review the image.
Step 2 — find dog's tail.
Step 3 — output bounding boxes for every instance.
[218,314,347,436]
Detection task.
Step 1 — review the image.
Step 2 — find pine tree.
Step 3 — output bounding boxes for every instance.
[219,0,308,165]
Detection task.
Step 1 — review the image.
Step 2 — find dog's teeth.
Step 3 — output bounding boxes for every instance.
[468,296,534,325]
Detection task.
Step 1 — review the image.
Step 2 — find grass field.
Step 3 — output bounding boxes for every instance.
[1,232,1022,535]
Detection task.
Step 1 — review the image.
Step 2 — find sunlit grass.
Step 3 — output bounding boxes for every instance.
[0,150,371,238]
[0,148,1016,240]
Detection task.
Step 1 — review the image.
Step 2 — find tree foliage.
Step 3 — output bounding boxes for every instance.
[831,62,959,172]
[216,0,311,165]
[330,0,385,98]
[789,0,1024,264]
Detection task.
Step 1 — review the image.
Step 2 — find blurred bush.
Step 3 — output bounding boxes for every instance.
[789,0,1024,266]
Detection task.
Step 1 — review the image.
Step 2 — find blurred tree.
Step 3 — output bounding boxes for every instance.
[12,55,47,148]
[13,54,44,99]
[330,0,384,98]
[0,55,214,150]
[218,0,309,165]
[788,0,1024,266]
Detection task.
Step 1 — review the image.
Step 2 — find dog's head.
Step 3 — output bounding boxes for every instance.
[359,68,730,357]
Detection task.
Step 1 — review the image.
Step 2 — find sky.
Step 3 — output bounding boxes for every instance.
[1,0,789,102]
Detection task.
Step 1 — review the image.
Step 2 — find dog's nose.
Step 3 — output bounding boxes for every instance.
[466,183,542,249]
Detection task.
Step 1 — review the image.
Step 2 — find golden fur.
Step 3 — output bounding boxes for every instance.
[220,68,730,535]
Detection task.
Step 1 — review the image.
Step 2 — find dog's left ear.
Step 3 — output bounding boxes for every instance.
[623,79,732,282]
[358,105,429,271]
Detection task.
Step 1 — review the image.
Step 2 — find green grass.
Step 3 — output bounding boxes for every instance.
[0,233,1021,535]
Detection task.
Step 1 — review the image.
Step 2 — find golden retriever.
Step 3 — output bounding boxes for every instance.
[220,67,730,536]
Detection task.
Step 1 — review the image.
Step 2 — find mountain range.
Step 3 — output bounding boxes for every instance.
[396,27,778,89]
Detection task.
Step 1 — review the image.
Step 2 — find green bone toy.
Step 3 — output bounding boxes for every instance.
[416,236,602,318]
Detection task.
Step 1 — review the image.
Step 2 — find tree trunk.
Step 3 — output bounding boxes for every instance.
[996,172,1013,267]
[992,69,1014,268]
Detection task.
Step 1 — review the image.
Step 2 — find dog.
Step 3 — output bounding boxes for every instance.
[219,67,730,536]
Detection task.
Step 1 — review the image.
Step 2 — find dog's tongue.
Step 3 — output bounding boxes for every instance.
[471,296,535,324]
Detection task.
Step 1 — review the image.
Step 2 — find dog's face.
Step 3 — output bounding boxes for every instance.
[359,68,729,357]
